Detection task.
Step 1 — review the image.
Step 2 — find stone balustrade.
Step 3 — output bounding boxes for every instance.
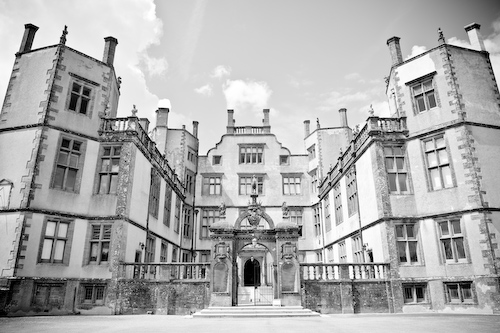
[300,263,390,281]
[118,262,211,281]
[230,126,271,134]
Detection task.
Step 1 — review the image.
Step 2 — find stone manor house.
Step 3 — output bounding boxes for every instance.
[0,22,500,316]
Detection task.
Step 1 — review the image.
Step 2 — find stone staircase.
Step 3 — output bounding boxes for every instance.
[192,305,321,318]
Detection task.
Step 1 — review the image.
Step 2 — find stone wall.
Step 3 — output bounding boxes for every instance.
[112,280,210,315]
[302,280,391,314]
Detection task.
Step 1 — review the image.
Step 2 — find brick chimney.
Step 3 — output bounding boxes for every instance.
[387,36,403,66]
[338,108,348,127]
[464,23,486,51]
[304,120,310,137]
[103,36,118,66]
[18,23,39,54]
[263,109,270,126]
[192,121,199,138]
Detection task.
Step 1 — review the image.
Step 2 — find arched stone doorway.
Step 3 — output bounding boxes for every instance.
[243,257,260,286]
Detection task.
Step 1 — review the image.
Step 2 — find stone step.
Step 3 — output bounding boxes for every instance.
[192,306,321,318]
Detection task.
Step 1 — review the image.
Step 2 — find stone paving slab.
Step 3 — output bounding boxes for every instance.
[1,313,499,333]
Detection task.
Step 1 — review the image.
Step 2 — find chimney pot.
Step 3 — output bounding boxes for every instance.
[19,23,39,54]
[464,23,486,51]
[103,36,118,66]
[387,36,403,66]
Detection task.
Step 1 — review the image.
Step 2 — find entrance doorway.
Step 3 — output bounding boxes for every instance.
[243,257,261,287]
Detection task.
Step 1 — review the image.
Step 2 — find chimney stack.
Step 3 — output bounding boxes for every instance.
[155,107,169,155]
[339,108,348,127]
[304,120,310,137]
[103,36,118,66]
[19,23,39,54]
[156,107,169,127]
[192,121,199,138]
[387,36,403,66]
[464,23,486,51]
[263,109,270,127]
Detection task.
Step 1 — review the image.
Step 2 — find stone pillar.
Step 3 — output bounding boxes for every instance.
[276,225,301,306]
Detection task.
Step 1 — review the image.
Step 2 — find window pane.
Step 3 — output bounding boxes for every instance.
[72,83,81,92]
[101,242,110,262]
[398,174,408,192]
[90,242,98,261]
[84,287,93,300]
[41,239,53,260]
[99,175,109,194]
[388,174,397,192]
[427,152,437,167]
[455,238,466,259]
[384,147,393,155]
[409,241,418,262]
[413,85,422,95]
[101,159,110,172]
[103,225,111,239]
[83,87,91,97]
[415,286,425,301]
[397,242,407,262]
[462,284,472,301]
[427,92,437,108]
[404,287,413,302]
[79,98,89,114]
[57,223,68,237]
[424,140,434,151]
[111,159,120,172]
[58,151,68,165]
[416,96,426,112]
[442,166,453,188]
[46,221,57,237]
[395,225,404,238]
[448,284,460,301]
[69,94,78,110]
[406,225,414,238]
[69,154,79,168]
[72,141,81,151]
[442,239,453,259]
[438,149,448,164]
[395,157,405,170]
[109,175,118,194]
[423,80,433,91]
[439,222,449,235]
[66,169,77,190]
[435,137,445,148]
[385,158,394,170]
[54,240,65,261]
[430,168,442,190]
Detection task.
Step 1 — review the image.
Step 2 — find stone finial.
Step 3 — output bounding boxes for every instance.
[316,118,320,129]
[282,202,289,218]
[59,25,68,45]
[369,104,374,116]
[438,27,445,45]
[131,105,138,117]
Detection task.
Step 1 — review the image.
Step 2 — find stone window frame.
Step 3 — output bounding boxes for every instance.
[160,241,168,262]
[239,144,264,165]
[185,168,195,195]
[199,251,210,262]
[323,194,332,232]
[148,168,161,218]
[174,197,182,233]
[436,218,469,264]
[0,179,13,209]
[309,169,318,194]
[346,167,358,216]
[87,223,112,265]
[307,144,316,160]
[338,241,347,263]
[326,246,334,263]
[334,183,343,225]
[51,135,87,193]
[403,283,428,304]
[422,134,455,191]
[279,155,289,165]
[352,235,364,263]
[187,146,197,164]
[395,222,421,265]
[384,144,411,194]
[202,174,222,196]
[212,155,222,165]
[144,236,155,263]
[38,217,74,265]
[200,207,220,239]
[238,174,265,196]
[443,281,475,304]
[172,246,178,262]
[96,144,122,195]
[80,283,106,306]
[182,205,192,239]
[316,251,323,262]
[66,73,99,118]
[406,71,440,115]
[31,282,66,308]
[163,186,173,227]
[282,173,302,196]
[313,203,321,237]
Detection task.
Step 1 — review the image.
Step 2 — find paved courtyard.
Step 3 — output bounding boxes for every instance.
[1,313,499,333]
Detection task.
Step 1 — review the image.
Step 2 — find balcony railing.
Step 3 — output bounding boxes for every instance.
[99,117,185,195]
[300,263,390,281]
[118,262,210,281]
[228,126,271,134]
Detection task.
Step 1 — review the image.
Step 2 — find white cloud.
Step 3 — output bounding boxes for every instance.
[211,65,231,79]
[288,76,313,88]
[222,79,272,114]
[140,53,168,77]
[194,83,213,96]
[345,73,361,80]
[405,45,428,60]
[158,99,171,109]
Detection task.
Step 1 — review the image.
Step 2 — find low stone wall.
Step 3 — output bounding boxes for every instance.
[302,280,391,314]
[111,280,210,315]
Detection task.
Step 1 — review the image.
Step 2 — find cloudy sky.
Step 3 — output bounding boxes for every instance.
[1,0,499,154]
